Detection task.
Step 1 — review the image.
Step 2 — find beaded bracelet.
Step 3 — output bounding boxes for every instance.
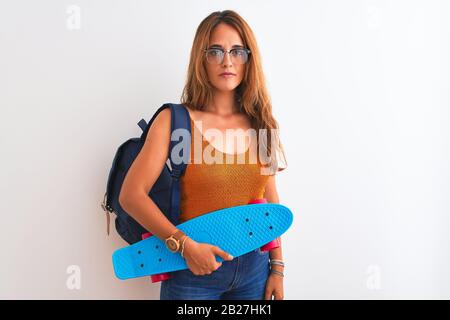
[270,259,285,267]
[270,269,284,277]
[180,236,189,258]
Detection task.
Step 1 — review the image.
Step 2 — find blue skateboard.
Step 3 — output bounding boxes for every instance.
[112,200,294,280]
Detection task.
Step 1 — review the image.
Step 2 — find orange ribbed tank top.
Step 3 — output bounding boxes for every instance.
[179,117,269,223]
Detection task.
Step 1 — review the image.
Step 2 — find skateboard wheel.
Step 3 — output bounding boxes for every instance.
[141,232,171,283]
[142,232,152,240]
[260,238,281,252]
[248,198,268,204]
[150,273,171,283]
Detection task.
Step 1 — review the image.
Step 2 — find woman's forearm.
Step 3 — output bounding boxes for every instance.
[269,237,283,260]
[119,191,178,240]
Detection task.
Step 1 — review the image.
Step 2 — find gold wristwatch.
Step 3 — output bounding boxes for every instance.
[164,230,186,253]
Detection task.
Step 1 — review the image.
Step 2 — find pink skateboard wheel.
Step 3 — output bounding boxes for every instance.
[150,273,171,283]
[260,237,281,252]
[247,199,281,252]
[248,198,268,204]
[141,232,171,283]
[141,232,152,240]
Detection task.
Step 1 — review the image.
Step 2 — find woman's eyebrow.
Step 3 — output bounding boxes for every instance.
[210,44,245,49]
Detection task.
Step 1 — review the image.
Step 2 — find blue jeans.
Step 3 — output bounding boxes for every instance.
[160,248,270,300]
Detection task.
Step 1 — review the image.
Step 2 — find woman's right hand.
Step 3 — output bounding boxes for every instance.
[182,237,234,275]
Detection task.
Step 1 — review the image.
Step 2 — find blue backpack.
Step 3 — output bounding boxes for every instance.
[101,103,191,244]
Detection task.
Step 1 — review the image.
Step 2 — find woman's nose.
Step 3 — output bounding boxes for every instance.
[222,51,233,66]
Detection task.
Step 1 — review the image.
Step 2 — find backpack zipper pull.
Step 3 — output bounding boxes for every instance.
[101,192,112,236]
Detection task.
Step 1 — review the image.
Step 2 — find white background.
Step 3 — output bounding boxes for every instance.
[1,0,449,299]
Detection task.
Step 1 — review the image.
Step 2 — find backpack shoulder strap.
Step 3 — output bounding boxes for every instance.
[138,103,191,155]
[168,103,191,178]
[167,103,191,225]
[138,103,191,225]
[138,104,171,140]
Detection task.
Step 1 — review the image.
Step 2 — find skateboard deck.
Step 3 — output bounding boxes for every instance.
[112,203,293,280]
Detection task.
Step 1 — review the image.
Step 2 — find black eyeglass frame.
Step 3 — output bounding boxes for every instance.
[203,47,252,64]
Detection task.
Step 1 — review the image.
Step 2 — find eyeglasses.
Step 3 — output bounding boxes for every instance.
[204,47,251,65]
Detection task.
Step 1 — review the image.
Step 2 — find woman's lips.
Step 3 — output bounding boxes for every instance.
[219,74,236,79]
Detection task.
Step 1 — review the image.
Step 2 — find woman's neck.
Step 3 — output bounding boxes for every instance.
[206,90,240,116]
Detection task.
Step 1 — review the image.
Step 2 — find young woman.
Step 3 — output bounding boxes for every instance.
[119,10,287,300]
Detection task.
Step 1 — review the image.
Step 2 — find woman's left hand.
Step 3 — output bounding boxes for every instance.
[264,267,284,300]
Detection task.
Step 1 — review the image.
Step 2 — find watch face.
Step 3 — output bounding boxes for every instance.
[166,239,179,252]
